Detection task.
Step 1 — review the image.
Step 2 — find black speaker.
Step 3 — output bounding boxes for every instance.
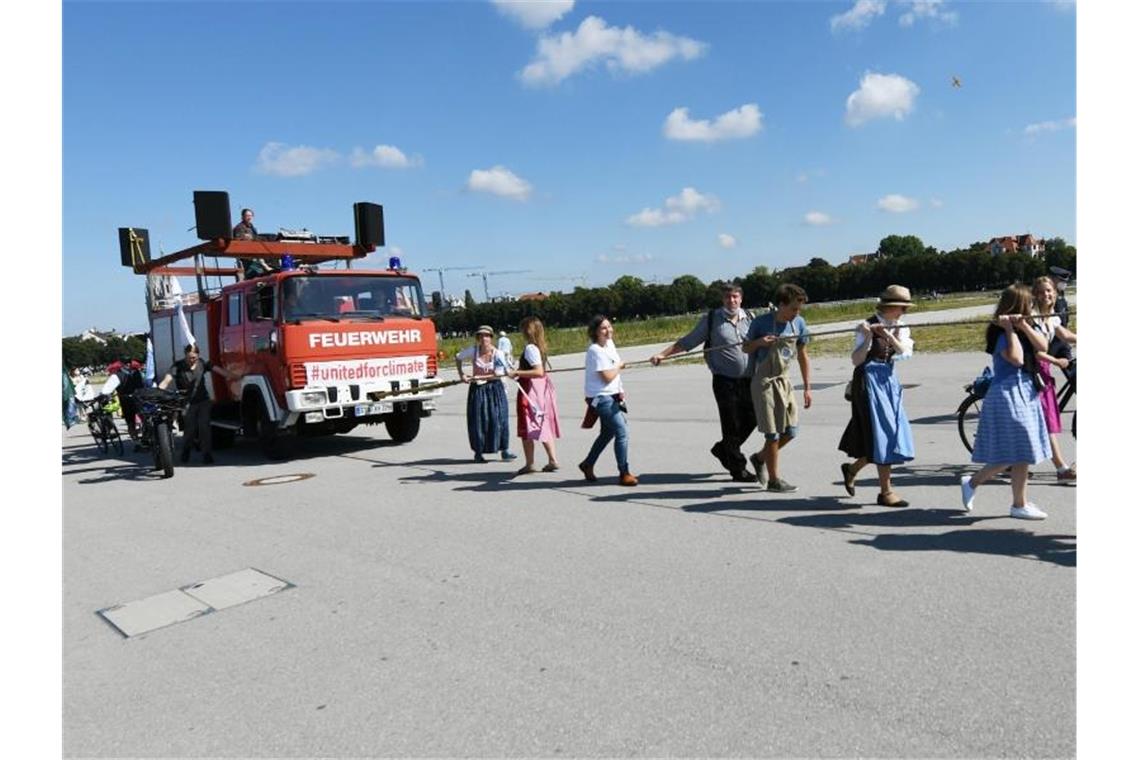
[431,291,443,313]
[354,202,385,248]
[118,227,151,268]
[193,190,232,240]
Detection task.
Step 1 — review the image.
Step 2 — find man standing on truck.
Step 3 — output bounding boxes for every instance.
[233,207,275,279]
[158,344,239,464]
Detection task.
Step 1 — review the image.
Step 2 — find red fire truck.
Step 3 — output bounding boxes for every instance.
[120,192,442,458]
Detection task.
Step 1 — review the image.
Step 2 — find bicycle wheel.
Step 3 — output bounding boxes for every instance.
[103,417,124,456]
[957,391,984,454]
[88,416,107,454]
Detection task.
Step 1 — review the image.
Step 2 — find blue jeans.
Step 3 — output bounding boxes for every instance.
[583,394,630,474]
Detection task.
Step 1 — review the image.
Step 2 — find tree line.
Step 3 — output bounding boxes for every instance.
[62,334,147,372]
[433,235,1078,334]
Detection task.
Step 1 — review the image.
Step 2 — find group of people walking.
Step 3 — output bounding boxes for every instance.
[455,276,1076,521]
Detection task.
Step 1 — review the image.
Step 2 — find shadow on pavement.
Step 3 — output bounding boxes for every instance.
[683,495,854,513]
[849,529,1076,567]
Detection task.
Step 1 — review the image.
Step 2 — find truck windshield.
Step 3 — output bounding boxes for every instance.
[282,275,426,321]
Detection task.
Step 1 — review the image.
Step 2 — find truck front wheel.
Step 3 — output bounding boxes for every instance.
[385,407,421,443]
[255,397,290,460]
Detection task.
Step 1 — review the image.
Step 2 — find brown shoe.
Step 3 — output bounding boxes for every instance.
[876,491,909,508]
[578,461,597,482]
[619,472,639,487]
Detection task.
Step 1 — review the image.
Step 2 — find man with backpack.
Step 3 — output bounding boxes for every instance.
[650,283,759,482]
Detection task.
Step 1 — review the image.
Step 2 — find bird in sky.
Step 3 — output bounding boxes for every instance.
[951,75,962,88]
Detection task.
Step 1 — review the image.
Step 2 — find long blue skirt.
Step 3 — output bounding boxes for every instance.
[971,373,1050,465]
[467,380,511,454]
[865,361,915,464]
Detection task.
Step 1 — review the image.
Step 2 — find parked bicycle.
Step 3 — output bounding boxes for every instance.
[134,387,187,478]
[958,358,1075,453]
[82,395,124,456]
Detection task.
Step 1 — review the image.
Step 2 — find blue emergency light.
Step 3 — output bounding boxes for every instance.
[281,254,297,270]
[388,256,402,270]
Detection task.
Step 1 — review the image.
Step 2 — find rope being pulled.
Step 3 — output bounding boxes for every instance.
[370,309,1075,400]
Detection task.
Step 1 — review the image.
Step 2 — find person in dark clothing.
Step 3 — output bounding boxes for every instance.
[232,207,275,279]
[158,344,238,464]
[98,357,145,445]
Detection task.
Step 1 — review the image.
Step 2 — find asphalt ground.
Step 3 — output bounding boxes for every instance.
[63,347,1076,757]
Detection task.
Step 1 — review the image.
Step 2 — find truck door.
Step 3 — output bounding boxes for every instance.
[219,291,245,380]
[245,283,279,393]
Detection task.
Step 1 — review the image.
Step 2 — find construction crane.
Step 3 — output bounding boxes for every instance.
[422,265,484,299]
[468,269,532,302]
[533,274,589,290]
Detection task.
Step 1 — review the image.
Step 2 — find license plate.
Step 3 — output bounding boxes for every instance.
[355,403,389,416]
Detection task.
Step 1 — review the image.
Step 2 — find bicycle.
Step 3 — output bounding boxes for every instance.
[82,396,124,456]
[957,359,1075,453]
[134,387,187,478]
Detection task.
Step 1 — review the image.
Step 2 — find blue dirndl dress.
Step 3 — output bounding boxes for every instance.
[971,334,1050,465]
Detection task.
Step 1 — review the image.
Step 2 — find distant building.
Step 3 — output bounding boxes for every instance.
[517,292,548,302]
[988,233,1044,258]
[846,252,880,265]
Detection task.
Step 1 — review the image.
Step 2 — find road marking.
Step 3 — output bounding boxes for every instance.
[242,473,316,487]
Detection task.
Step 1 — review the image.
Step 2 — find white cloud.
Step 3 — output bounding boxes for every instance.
[1024,117,1076,136]
[349,144,422,169]
[899,1,958,28]
[466,165,533,201]
[804,211,836,226]
[877,194,920,213]
[492,0,575,30]
[663,104,763,142]
[255,142,339,177]
[830,0,886,32]
[845,72,920,127]
[597,252,653,264]
[520,15,707,87]
[717,233,737,249]
[626,187,720,227]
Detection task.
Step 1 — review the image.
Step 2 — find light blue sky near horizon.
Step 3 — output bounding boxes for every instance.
[63,0,1076,335]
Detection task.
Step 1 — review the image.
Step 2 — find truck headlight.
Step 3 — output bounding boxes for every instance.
[301,390,327,406]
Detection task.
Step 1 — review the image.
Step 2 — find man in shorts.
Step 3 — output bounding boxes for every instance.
[742,283,812,493]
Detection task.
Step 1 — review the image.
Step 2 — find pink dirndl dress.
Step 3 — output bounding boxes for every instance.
[515,345,561,442]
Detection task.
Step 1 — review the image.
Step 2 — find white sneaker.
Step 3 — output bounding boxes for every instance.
[1010,503,1048,520]
[959,475,975,512]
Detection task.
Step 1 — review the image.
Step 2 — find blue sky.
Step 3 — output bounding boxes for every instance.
[63,0,1076,335]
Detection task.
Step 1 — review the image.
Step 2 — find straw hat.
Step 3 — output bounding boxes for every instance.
[475,325,495,336]
[878,285,913,308]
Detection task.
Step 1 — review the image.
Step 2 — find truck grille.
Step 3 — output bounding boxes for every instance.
[289,363,307,389]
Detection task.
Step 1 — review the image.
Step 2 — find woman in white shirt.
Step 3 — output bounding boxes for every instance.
[1031,275,1077,480]
[838,285,916,507]
[455,325,517,463]
[579,315,638,486]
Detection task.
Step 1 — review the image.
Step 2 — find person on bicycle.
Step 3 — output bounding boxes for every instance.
[157,343,239,464]
[98,357,144,446]
[1031,276,1077,481]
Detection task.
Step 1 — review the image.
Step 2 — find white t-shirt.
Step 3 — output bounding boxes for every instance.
[521,344,542,368]
[584,339,623,397]
[456,346,509,377]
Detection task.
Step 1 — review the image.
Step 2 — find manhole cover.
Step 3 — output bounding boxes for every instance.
[243,473,316,487]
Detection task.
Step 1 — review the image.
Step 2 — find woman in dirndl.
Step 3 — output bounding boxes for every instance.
[455,325,517,463]
[838,284,916,507]
[958,284,1052,520]
[1031,276,1078,481]
[509,315,562,475]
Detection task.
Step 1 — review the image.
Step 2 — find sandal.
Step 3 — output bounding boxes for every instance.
[876,491,909,508]
[542,462,560,472]
[515,465,538,475]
